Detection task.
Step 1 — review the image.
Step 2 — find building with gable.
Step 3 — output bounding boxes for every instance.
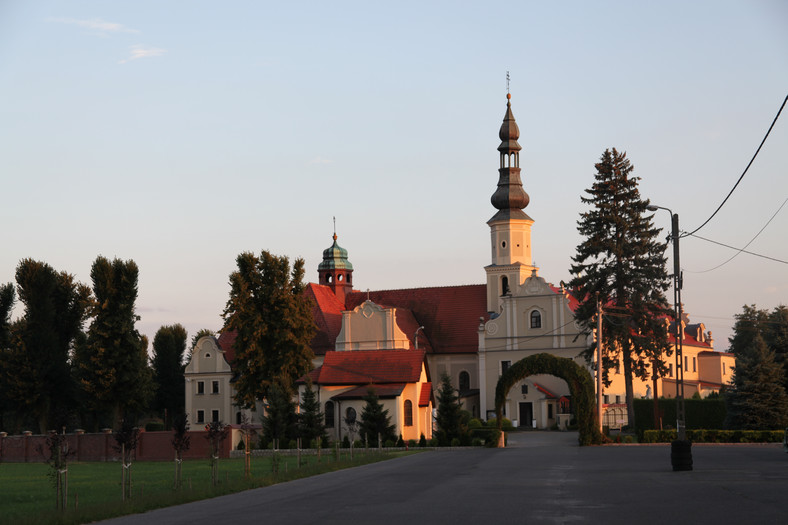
[184,94,734,437]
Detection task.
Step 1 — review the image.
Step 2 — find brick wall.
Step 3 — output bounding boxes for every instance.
[0,430,233,463]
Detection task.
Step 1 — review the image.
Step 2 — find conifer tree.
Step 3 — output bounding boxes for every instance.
[359,388,395,445]
[725,333,788,429]
[262,381,297,447]
[765,306,788,391]
[568,148,672,427]
[223,251,316,406]
[78,256,152,429]
[435,373,463,445]
[298,382,325,447]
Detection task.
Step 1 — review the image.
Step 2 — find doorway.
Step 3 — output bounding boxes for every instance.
[519,402,533,428]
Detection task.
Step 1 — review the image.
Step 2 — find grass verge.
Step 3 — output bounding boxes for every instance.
[3,450,413,524]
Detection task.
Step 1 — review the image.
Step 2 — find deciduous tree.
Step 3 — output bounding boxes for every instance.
[222,251,316,406]
[568,148,672,427]
[151,324,188,426]
[3,260,90,432]
[78,257,152,429]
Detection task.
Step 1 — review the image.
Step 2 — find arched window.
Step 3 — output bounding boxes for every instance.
[459,371,470,392]
[236,411,242,425]
[325,401,335,428]
[345,407,356,424]
[530,310,542,329]
[404,400,413,426]
[501,276,509,296]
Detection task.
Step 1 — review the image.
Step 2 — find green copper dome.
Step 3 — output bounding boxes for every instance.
[318,234,353,271]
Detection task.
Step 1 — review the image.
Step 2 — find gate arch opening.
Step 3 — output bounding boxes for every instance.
[495,353,603,446]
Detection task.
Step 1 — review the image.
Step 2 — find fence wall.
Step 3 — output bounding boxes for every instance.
[0,430,234,463]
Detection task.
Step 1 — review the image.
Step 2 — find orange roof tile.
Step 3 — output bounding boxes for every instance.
[312,349,426,385]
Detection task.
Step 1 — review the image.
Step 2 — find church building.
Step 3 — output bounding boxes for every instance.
[184,94,733,438]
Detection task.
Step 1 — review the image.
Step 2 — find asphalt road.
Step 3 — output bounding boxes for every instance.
[102,431,788,525]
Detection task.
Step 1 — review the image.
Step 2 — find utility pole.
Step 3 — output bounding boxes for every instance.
[647,204,692,471]
[596,293,603,434]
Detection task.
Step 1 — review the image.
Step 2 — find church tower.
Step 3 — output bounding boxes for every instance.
[485,93,537,312]
[318,231,354,304]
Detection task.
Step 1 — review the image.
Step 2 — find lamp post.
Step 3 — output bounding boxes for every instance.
[647,204,692,471]
[414,326,425,350]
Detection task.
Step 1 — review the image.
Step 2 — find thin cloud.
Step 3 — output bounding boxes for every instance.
[49,17,139,35]
[119,45,166,64]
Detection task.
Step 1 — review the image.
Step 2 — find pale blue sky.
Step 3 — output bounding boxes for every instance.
[1,1,786,350]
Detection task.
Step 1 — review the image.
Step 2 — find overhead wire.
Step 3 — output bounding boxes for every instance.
[682,92,788,238]
[687,197,788,273]
[687,233,788,266]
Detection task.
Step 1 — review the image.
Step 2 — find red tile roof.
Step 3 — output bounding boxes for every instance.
[311,350,426,385]
[306,283,346,356]
[216,331,237,364]
[345,285,487,354]
[534,383,557,399]
[331,384,406,400]
[419,382,432,407]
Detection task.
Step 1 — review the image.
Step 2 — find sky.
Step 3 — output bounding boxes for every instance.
[1,1,786,352]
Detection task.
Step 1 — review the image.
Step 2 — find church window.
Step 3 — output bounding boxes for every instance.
[212,410,219,423]
[521,384,528,395]
[211,380,219,394]
[197,410,205,423]
[668,363,673,377]
[236,411,242,425]
[501,241,507,249]
[326,275,333,284]
[347,274,352,284]
[722,362,726,375]
[501,360,511,376]
[404,400,413,426]
[197,381,205,395]
[345,407,356,424]
[530,311,542,329]
[338,274,344,282]
[459,371,470,392]
[692,357,696,372]
[325,401,335,428]
[501,276,509,296]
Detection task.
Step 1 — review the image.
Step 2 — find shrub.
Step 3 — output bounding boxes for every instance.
[407,439,417,448]
[396,435,404,447]
[384,439,396,448]
[468,418,483,430]
[472,438,484,446]
[237,440,245,450]
[486,417,514,431]
[419,434,427,447]
[428,438,439,447]
[642,429,783,443]
[450,437,461,447]
[342,435,350,448]
[145,422,165,431]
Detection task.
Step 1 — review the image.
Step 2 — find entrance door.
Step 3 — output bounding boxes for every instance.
[519,402,533,428]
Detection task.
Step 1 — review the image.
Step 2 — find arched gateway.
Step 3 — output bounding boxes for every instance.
[495,353,604,446]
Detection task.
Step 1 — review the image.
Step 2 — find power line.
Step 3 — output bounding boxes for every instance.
[687,233,788,265]
[688,197,788,273]
[682,92,788,238]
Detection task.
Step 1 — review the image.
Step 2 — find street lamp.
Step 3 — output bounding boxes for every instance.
[647,204,692,471]
[414,326,425,350]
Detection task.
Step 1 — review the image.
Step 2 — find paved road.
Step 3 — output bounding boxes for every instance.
[103,432,788,524]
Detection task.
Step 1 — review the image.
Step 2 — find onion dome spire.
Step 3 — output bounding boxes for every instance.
[489,93,530,222]
[318,218,354,303]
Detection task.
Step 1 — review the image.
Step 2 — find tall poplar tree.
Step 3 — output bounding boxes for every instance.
[2,260,90,432]
[151,324,188,426]
[222,251,316,407]
[78,256,152,429]
[568,148,672,427]
[0,283,16,431]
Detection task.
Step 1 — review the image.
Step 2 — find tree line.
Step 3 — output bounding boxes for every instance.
[0,257,202,434]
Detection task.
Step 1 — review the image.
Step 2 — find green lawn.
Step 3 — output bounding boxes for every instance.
[2,450,409,524]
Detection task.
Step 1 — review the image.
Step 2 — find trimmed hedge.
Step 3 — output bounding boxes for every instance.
[495,353,603,446]
[634,398,726,439]
[642,429,783,443]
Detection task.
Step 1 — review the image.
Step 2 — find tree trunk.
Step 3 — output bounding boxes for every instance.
[622,346,635,430]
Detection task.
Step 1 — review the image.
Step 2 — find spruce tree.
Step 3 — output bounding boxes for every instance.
[765,306,788,392]
[298,382,325,447]
[435,373,463,446]
[568,148,672,427]
[359,388,395,445]
[262,381,297,447]
[223,251,316,406]
[725,333,788,429]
